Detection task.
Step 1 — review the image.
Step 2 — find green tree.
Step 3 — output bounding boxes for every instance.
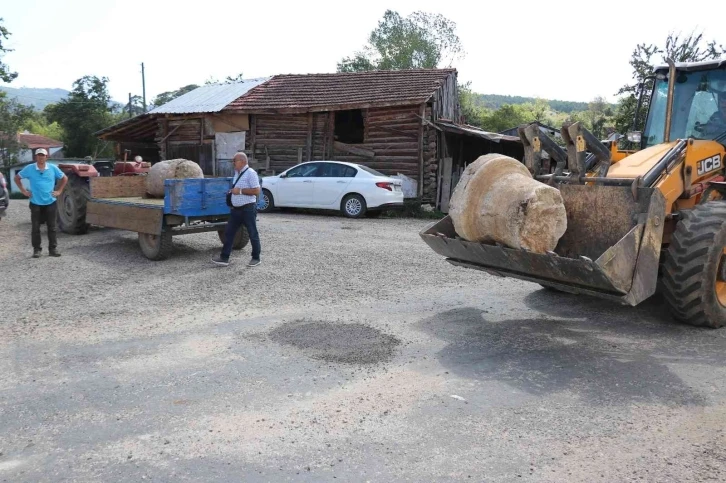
[45,75,117,158]
[22,117,64,141]
[581,96,613,139]
[614,31,726,134]
[0,92,35,166]
[337,10,464,72]
[0,18,17,83]
[458,81,487,126]
[0,19,30,166]
[151,84,199,108]
[519,98,551,124]
[479,104,530,133]
[122,94,146,117]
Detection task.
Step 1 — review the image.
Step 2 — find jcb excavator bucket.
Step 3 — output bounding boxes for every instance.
[421,185,666,306]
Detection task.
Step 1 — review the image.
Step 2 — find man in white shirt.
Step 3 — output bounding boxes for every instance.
[212,152,261,267]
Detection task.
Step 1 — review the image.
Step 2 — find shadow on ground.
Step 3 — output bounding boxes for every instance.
[416,289,726,406]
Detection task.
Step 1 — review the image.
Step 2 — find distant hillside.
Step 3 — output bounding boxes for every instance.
[475,94,606,113]
[0,86,71,110]
[0,86,124,111]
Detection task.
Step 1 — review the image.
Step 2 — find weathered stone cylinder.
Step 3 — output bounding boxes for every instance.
[448,153,567,254]
[145,159,204,197]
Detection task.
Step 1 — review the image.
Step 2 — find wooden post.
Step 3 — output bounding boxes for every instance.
[306,112,313,161]
[418,103,426,199]
[161,120,168,160]
[298,147,303,163]
[440,157,453,213]
[249,115,257,162]
[322,113,329,159]
[328,111,335,158]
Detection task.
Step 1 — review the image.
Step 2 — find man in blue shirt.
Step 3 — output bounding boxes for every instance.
[14,148,68,258]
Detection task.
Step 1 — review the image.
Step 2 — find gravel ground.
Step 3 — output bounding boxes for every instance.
[1,199,726,482]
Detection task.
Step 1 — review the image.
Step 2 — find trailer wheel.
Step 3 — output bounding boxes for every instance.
[138,231,173,260]
[217,226,249,250]
[662,202,726,328]
[57,174,90,234]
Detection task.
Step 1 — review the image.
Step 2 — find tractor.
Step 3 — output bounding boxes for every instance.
[56,153,150,234]
[421,58,726,328]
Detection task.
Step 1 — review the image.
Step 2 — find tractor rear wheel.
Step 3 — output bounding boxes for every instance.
[217,226,249,250]
[662,202,726,328]
[57,174,90,234]
[138,231,173,260]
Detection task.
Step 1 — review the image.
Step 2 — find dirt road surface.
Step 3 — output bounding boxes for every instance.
[1,201,725,482]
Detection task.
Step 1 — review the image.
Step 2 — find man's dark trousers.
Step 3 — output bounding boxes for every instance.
[30,201,58,251]
[221,203,260,261]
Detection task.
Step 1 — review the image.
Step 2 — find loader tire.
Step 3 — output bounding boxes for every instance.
[57,174,90,234]
[661,202,726,328]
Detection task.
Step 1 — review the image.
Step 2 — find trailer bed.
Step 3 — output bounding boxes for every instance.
[93,196,165,208]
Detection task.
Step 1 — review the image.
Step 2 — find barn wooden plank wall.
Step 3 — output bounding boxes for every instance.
[245,104,442,200]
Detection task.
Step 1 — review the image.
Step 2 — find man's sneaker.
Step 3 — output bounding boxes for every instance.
[211,256,229,267]
[247,258,261,267]
[49,249,61,257]
[32,249,41,258]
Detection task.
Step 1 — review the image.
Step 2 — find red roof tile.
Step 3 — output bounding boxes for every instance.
[224,68,456,113]
[18,133,63,149]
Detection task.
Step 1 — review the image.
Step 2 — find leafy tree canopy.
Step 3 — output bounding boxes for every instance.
[337,10,464,72]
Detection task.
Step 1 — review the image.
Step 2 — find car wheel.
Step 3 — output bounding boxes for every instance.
[259,189,274,213]
[341,194,367,218]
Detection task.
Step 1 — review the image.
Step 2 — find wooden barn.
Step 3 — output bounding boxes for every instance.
[96,69,523,211]
[95,78,269,176]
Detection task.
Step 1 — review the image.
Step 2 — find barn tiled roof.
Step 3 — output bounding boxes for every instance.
[224,68,457,113]
[18,133,64,149]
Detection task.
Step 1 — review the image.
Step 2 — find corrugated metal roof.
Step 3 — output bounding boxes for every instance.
[436,120,522,143]
[149,78,270,114]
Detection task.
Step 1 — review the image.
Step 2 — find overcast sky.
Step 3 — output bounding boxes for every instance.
[1,0,723,105]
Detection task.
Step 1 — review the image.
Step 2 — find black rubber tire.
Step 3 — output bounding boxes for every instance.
[217,226,250,250]
[138,231,173,261]
[341,194,367,218]
[259,189,274,213]
[57,174,90,234]
[661,202,726,328]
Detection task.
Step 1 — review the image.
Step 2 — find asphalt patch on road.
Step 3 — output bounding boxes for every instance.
[417,307,708,406]
[269,320,401,364]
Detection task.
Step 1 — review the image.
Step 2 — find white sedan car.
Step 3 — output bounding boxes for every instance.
[259,161,404,218]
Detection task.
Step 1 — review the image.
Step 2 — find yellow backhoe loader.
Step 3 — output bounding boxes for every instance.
[421,58,726,328]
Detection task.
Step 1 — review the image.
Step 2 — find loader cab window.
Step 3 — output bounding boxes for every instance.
[643,81,669,147]
[643,68,726,147]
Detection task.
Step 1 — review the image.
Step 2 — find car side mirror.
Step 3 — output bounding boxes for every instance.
[279,173,287,178]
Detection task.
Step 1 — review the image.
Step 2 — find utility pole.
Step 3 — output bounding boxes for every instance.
[141,62,147,112]
[128,93,133,119]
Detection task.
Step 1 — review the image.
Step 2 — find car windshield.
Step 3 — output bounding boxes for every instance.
[356,164,386,177]
[643,67,726,147]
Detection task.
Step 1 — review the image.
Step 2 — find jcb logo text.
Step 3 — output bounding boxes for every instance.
[697,154,722,176]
